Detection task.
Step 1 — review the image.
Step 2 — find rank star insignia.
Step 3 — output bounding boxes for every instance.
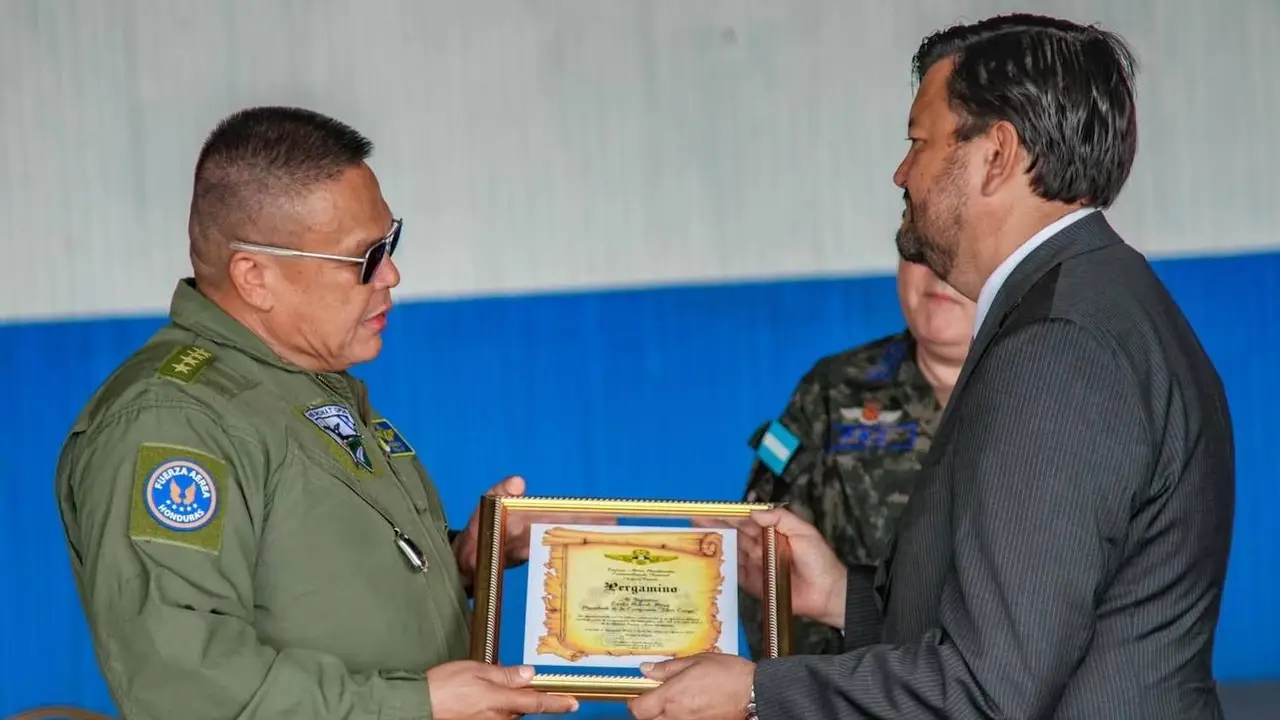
[157,345,215,383]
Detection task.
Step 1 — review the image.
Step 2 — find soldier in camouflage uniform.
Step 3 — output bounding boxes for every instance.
[739,259,976,658]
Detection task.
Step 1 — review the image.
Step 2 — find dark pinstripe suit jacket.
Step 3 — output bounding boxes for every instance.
[754,212,1235,718]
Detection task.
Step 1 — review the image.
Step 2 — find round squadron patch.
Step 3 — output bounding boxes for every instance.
[144,459,218,532]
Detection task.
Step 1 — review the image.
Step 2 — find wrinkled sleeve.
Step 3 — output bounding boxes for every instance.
[752,320,1148,719]
[60,399,436,720]
[740,369,847,658]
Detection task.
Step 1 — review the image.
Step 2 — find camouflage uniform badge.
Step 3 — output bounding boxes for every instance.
[157,345,215,384]
[305,403,374,472]
[371,418,415,457]
[129,443,226,554]
[831,399,919,453]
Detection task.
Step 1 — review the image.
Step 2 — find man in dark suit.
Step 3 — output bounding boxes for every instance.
[628,13,1235,720]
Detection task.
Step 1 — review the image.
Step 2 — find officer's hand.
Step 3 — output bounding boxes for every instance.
[426,660,578,719]
[452,476,527,587]
[454,476,617,589]
[721,508,848,629]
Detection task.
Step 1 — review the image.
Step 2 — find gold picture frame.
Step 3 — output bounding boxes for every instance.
[468,495,792,700]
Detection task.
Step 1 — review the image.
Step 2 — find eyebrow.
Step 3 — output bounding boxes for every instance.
[348,220,395,254]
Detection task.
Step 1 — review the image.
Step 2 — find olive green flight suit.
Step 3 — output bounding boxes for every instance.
[54,279,470,720]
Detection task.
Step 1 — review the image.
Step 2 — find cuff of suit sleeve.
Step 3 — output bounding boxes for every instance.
[842,564,882,650]
[752,654,839,719]
[379,672,435,720]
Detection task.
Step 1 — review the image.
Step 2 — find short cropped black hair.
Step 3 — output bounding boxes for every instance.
[913,14,1139,208]
[188,106,373,276]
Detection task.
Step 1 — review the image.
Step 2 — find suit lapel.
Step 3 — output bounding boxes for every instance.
[930,211,1123,447]
[876,214,1122,616]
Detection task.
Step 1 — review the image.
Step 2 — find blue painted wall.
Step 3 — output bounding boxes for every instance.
[1,253,1276,717]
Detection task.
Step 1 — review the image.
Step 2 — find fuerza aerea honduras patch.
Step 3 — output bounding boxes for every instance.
[129,443,227,554]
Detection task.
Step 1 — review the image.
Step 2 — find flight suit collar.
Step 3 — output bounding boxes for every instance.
[167,278,372,413]
[167,277,307,374]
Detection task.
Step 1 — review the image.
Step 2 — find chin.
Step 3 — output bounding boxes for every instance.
[346,338,384,367]
[924,324,971,347]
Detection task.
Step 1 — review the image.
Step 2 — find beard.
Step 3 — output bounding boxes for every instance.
[895,151,967,281]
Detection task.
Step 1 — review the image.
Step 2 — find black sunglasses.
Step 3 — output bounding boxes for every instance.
[228,217,403,284]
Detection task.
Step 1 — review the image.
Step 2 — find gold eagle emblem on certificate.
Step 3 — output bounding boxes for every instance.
[604,548,679,565]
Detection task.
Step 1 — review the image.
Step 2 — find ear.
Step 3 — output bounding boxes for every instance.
[979,120,1023,197]
[228,252,275,312]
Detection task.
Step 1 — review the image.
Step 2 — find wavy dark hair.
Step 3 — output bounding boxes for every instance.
[913,14,1139,208]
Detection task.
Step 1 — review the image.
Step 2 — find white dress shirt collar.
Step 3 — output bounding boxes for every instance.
[972,207,1098,338]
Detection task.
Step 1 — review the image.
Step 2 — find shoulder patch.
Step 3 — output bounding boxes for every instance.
[157,345,215,384]
[755,420,801,476]
[304,402,375,472]
[371,418,416,457]
[129,443,226,553]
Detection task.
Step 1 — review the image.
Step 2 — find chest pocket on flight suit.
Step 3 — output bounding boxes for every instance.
[290,400,444,564]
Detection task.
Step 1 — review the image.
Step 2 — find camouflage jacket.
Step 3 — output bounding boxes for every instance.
[740,330,942,658]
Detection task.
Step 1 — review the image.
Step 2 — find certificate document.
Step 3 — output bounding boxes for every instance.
[522,523,739,668]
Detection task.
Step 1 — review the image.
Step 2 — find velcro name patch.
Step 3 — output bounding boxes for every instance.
[371,418,416,458]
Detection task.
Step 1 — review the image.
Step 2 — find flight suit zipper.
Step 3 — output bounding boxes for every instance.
[310,373,465,648]
[310,373,433,573]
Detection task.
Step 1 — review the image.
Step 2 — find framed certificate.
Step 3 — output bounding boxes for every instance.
[468,496,792,700]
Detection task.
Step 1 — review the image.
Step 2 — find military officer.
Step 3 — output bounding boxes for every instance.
[54,107,579,720]
[737,258,976,659]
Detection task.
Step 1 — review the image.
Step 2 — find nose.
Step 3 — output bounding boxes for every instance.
[893,157,909,189]
[374,255,401,289]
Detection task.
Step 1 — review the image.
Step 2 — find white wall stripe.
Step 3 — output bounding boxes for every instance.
[2,0,1276,321]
